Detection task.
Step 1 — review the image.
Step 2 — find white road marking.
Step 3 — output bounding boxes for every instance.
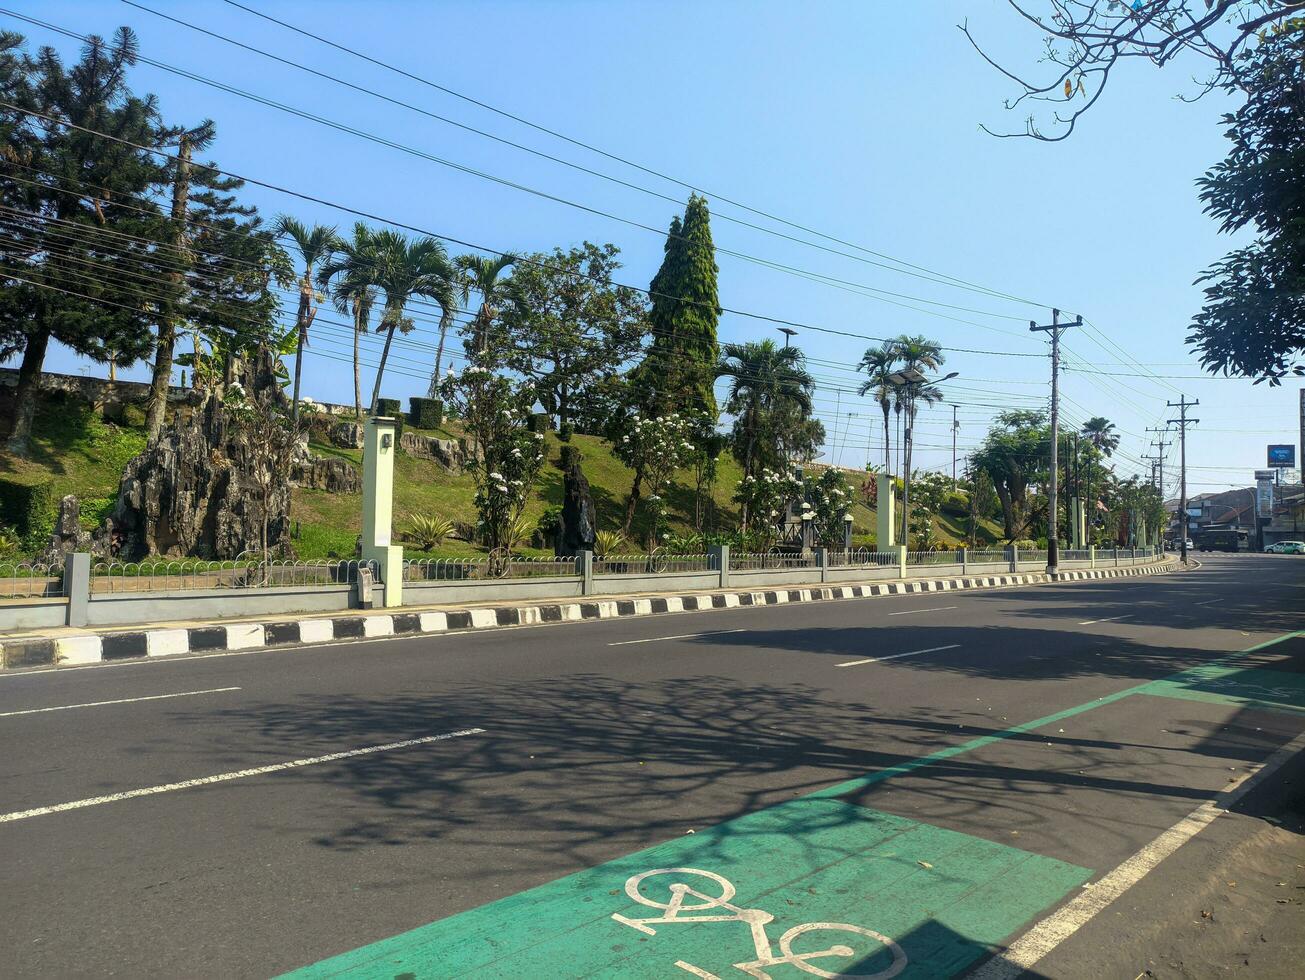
[1077,615,1129,625]
[886,606,957,617]
[0,727,485,824]
[836,644,961,668]
[1194,598,1222,607]
[969,726,1305,980]
[0,686,241,718]
[607,629,746,647]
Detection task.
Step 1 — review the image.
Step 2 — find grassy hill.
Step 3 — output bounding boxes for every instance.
[1,390,1002,559]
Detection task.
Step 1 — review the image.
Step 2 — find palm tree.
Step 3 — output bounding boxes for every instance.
[890,335,945,543]
[1080,416,1119,456]
[459,252,517,360]
[857,342,899,475]
[273,216,340,424]
[360,231,457,415]
[716,340,815,481]
[317,223,378,419]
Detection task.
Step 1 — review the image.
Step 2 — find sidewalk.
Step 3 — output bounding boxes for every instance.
[0,558,1181,671]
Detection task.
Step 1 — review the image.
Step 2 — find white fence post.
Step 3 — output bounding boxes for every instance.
[66,552,91,626]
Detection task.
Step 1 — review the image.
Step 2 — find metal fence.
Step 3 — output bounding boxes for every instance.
[906,550,963,566]
[0,561,65,599]
[1059,549,1091,561]
[966,549,1009,564]
[826,549,899,568]
[90,558,375,594]
[594,553,712,575]
[730,551,819,571]
[403,555,577,582]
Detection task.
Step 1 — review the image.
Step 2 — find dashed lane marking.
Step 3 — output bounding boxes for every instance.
[1077,615,1129,625]
[0,686,241,718]
[836,644,961,668]
[0,727,485,824]
[886,606,957,617]
[607,629,747,647]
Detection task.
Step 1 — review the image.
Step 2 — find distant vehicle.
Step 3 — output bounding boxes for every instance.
[1265,541,1305,555]
[1193,528,1247,553]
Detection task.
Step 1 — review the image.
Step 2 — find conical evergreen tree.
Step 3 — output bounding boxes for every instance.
[636,195,720,418]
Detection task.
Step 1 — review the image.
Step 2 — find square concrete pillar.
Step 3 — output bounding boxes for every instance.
[1089,545,1096,569]
[894,544,907,578]
[65,552,91,627]
[815,546,828,583]
[362,417,403,608]
[709,544,730,589]
[876,472,896,550]
[578,550,594,595]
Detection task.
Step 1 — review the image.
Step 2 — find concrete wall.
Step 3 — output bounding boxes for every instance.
[404,576,584,605]
[592,571,719,595]
[0,599,67,631]
[730,567,823,587]
[85,584,358,627]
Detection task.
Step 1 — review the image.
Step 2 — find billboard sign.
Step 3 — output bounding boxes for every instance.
[1257,476,1274,516]
[1268,444,1296,468]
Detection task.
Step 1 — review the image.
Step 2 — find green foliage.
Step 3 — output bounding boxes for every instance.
[612,411,700,544]
[404,514,453,551]
[0,524,18,560]
[733,467,802,547]
[535,506,563,546]
[439,366,546,551]
[1189,31,1305,383]
[0,476,55,551]
[408,397,443,429]
[716,340,817,480]
[803,468,854,546]
[636,195,720,418]
[496,243,647,427]
[594,529,626,557]
[972,410,1050,540]
[377,398,402,417]
[661,530,704,554]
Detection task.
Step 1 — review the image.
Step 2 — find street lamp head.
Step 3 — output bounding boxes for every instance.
[940,371,959,382]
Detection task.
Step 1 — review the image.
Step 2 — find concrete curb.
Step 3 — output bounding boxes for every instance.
[0,560,1180,671]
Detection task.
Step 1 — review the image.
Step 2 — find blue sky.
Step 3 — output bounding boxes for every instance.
[9,0,1301,496]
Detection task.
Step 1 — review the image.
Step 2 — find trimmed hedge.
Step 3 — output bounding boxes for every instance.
[0,477,56,550]
[527,412,554,434]
[408,397,443,429]
[374,399,404,440]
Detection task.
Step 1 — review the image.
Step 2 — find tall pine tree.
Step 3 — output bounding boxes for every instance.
[637,194,720,419]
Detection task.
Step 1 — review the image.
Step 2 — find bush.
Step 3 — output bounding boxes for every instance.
[558,421,574,442]
[661,530,702,554]
[0,525,18,560]
[527,412,554,434]
[594,529,626,557]
[404,514,453,551]
[1009,539,1038,551]
[375,398,404,440]
[536,506,563,546]
[940,491,968,518]
[0,477,56,552]
[408,397,443,429]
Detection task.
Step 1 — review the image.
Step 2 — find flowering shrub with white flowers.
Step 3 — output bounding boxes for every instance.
[802,468,855,546]
[612,411,701,545]
[439,366,545,550]
[733,466,802,545]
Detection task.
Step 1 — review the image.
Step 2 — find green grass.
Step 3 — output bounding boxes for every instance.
[0,395,146,530]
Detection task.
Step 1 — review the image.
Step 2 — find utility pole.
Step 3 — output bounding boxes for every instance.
[951,405,959,490]
[1166,396,1200,563]
[1030,309,1083,574]
[1146,426,1171,499]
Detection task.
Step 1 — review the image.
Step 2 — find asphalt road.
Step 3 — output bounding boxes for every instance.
[1,553,1302,977]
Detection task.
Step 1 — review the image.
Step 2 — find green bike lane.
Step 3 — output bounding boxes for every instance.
[286,619,1305,980]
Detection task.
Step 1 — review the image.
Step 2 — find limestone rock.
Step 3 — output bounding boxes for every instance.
[39,495,93,564]
[329,421,365,449]
[292,455,361,493]
[94,349,293,560]
[399,431,465,471]
[556,445,596,556]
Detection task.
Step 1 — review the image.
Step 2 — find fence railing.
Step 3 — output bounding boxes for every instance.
[594,553,712,575]
[403,555,577,582]
[0,561,65,599]
[1059,549,1092,561]
[966,549,1009,564]
[90,558,375,594]
[730,551,819,571]
[906,550,963,566]
[826,549,899,568]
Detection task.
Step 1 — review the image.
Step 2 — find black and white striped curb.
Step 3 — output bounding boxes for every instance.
[1,560,1178,670]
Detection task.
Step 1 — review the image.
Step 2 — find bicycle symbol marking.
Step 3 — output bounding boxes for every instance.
[610,867,907,980]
